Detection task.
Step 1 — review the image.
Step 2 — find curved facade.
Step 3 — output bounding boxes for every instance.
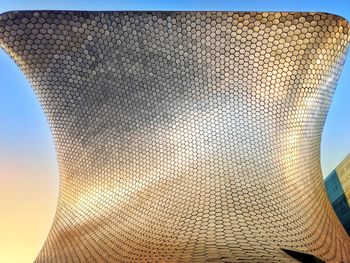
[0,11,350,262]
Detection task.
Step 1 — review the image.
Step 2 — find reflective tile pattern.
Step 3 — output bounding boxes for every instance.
[1,11,350,262]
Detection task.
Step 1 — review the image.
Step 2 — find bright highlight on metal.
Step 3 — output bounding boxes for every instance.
[0,11,350,262]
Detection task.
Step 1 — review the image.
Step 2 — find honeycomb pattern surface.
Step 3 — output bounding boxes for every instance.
[0,11,350,262]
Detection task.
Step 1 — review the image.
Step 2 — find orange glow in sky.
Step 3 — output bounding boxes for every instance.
[0,159,58,263]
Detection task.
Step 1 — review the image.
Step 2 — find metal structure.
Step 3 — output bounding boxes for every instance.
[0,11,350,262]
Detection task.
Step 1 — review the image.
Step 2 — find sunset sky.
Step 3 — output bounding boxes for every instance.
[0,1,350,262]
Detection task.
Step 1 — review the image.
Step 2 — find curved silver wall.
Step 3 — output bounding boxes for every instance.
[0,11,350,262]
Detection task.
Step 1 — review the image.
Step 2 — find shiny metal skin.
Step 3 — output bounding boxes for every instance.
[0,11,350,262]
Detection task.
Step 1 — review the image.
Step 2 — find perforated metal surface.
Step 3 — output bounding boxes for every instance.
[0,11,350,262]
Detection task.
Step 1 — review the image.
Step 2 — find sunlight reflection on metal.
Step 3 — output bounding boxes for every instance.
[0,11,349,262]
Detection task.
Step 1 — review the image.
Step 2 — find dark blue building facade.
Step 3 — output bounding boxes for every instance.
[324,170,350,235]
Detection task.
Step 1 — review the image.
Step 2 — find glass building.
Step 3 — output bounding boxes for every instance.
[325,154,350,235]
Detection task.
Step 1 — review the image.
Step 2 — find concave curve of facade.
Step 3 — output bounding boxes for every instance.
[0,11,350,262]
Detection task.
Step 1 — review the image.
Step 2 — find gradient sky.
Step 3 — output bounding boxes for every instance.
[0,1,350,263]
